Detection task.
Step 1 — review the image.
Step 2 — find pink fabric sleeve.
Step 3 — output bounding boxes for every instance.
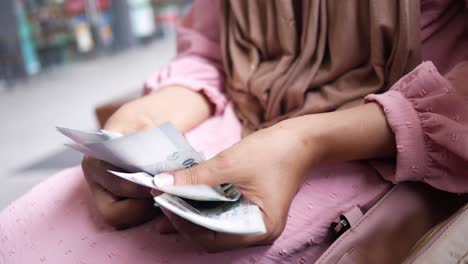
[366,61,468,193]
[143,0,227,115]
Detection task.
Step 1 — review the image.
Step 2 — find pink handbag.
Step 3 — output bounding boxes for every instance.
[315,183,466,264]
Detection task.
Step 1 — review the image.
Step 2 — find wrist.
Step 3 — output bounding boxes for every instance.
[105,86,212,134]
[103,102,155,134]
[139,86,212,131]
[272,117,329,168]
[276,103,396,166]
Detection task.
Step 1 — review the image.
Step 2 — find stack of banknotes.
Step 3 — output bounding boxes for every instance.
[57,123,266,235]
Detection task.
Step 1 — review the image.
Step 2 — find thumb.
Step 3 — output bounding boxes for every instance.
[154,158,227,187]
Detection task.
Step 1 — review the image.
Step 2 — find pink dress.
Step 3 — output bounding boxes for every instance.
[1,0,467,263]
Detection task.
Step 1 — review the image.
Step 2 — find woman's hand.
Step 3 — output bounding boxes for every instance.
[82,86,213,229]
[154,102,396,251]
[153,121,324,251]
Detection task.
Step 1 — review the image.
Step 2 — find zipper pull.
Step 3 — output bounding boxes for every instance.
[330,205,363,240]
[330,215,351,239]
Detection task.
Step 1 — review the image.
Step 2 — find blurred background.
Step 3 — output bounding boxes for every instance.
[0,0,191,209]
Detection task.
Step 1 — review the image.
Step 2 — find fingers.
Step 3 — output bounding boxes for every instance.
[161,208,267,252]
[82,156,152,199]
[172,163,218,186]
[91,182,159,228]
[159,154,232,187]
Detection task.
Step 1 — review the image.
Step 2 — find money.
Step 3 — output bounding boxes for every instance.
[155,194,266,235]
[58,124,235,201]
[110,171,241,202]
[65,125,204,175]
[56,127,123,144]
[57,123,266,234]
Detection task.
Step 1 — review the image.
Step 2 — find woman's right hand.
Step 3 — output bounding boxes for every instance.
[82,86,213,229]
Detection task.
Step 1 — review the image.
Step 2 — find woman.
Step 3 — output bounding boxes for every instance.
[1,0,467,263]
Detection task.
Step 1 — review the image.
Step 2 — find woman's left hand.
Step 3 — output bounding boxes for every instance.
[154,103,397,252]
[153,121,324,252]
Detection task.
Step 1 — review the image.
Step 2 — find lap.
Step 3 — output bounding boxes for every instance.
[0,105,390,263]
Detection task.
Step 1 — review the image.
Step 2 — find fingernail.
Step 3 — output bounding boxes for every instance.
[153,172,174,187]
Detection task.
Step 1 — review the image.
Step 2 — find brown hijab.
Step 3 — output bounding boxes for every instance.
[220,0,421,133]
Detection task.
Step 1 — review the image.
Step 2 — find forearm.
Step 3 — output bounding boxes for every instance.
[105,86,212,133]
[277,103,396,164]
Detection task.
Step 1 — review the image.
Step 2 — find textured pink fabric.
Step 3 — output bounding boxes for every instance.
[1,0,468,263]
[366,61,468,193]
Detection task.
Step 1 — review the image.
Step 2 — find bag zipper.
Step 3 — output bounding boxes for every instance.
[404,202,468,263]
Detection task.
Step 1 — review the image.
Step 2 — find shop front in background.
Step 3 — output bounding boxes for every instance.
[0,0,191,84]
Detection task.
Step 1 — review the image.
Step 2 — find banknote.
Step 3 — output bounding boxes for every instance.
[110,170,241,202]
[56,127,122,145]
[154,193,266,235]
[58,123,241,201]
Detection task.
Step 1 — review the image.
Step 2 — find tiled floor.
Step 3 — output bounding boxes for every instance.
[0,37,176,210]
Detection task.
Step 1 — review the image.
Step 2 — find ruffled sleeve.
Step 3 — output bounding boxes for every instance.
[143,0,227,115]
[366,61,468,193]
